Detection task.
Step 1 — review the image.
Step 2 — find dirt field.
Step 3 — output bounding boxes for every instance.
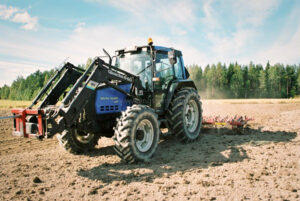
[0,100,299,201]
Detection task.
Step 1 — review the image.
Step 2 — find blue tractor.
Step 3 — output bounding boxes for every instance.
[11,38,203,163]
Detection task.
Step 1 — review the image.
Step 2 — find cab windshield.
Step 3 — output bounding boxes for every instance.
[115,51,152,89]
[115,51,152,75]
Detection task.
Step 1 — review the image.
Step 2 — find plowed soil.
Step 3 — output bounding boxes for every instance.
[0,101,299,201]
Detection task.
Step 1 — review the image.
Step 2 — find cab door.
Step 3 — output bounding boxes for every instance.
[152,51,172,110]
[153,51,184,111]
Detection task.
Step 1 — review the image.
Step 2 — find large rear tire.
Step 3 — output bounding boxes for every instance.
[113,105,159,163]
[167,87,202,142]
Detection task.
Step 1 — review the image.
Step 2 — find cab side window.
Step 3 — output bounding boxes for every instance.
[174,56,183,78]
[155,52,174,82]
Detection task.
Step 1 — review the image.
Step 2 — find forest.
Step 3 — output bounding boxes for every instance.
[0,62,299,100]
[188,62,300,99]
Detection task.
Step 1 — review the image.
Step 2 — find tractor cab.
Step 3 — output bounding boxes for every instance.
[114,39,189,111]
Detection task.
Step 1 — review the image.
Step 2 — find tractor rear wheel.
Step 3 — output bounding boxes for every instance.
[113,105,159,163]
[167,87,202,142]
[57,128,99,154]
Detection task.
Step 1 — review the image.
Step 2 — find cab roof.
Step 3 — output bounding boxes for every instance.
[116,45,182,56]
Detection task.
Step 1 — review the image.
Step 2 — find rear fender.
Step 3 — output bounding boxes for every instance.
[164,79,197,111]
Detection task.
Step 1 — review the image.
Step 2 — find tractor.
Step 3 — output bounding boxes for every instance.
[10,38,203,163]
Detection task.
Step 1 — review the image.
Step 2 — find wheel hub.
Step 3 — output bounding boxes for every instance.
[136,130,144,141]
[185,99,199,133]
[135,119,154,152]
[74,129,94,144]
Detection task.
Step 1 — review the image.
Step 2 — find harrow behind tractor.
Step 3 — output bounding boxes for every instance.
[202,116,253,129]
[1,38,252,163]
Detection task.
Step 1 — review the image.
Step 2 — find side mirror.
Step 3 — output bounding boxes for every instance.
[168,50,177,66]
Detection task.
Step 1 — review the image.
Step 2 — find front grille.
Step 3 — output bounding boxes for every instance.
[100,105,119,111]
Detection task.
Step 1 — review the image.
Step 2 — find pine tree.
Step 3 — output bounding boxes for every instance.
[242,66,250,98]
[259,70,267,97]
[230,63,243,98]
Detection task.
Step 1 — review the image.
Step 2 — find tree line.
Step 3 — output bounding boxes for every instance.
[0,70,55,100]
[188,62,300,99]
[0,62,300,100]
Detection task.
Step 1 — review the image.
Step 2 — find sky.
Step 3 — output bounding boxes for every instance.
[0,0,300,86]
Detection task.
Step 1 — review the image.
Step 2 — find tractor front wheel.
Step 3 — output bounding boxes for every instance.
[56,128,98,154]
[113,105,159,163]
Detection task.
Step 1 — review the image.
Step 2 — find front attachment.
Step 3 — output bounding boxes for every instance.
[11,109,44,138]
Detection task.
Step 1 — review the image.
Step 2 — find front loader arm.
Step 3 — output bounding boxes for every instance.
[29,62,83,109]
[48,57,143,136]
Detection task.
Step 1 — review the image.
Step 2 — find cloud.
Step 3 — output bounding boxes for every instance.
[232,0,280,27]
[201,0,220,29]
[200,0,284,65]
[159,1,196,27]
[0,60,50,86]
[0,4,18,19]
[11,11,38,30]
[0,4,38,30]
[255,23,300,65]
[171,26,187,36]
[60,25,156,63]
[89,0,196,28]
[207,29,255,61]
[201,0,280,30]
[74,22,86,33]
[0,33,64,66]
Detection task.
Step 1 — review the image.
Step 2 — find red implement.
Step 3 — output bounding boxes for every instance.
[11,108,44,138]
[203,115,253,129]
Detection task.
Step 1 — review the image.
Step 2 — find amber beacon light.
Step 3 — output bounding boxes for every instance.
[148,37,153,46]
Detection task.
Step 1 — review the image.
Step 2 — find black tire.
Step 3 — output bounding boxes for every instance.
[56,128,99,154]
[113,105,159,163]
[56,109,99,154]
[166,87,202,142]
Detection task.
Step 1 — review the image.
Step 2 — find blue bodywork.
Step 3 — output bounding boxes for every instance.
[95,45,186,115]
[95,84,132,114]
